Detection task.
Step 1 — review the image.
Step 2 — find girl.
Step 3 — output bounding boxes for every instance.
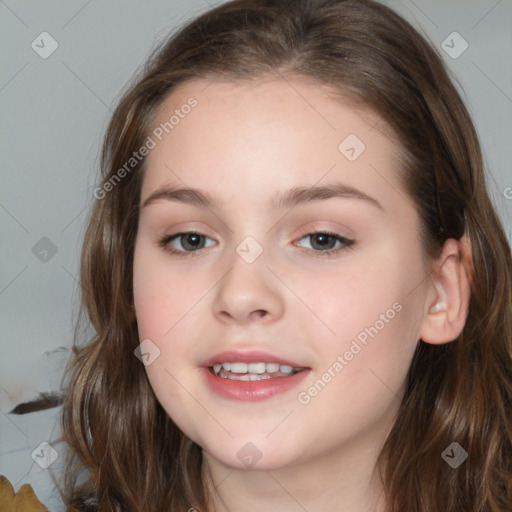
[60,0,512,510]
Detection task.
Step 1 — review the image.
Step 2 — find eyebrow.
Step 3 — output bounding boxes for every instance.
[141,182,383,211]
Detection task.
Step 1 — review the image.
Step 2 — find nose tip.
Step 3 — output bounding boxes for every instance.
[212,244,285,324]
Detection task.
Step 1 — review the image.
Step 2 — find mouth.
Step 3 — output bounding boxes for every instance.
[201,350,310,401]
[209,361,305,381]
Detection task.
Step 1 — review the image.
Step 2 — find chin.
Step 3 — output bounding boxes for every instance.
[199,435,304,471]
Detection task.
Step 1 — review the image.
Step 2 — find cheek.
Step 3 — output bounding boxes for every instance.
[132,243,209,408]
[292,293,421,453]
[133,242,205,338]
[298,253,422,346]
[295,241,425,391]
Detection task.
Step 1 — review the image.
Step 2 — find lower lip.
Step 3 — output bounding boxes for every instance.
[201,367,310,402]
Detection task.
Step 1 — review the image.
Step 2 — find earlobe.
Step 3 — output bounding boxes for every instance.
[419,238,471,345]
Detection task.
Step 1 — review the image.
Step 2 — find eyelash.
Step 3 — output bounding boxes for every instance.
[157,230,354,258]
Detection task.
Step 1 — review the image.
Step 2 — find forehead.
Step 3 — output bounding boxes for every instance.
[151,76,389,142]
[141,76,405,210]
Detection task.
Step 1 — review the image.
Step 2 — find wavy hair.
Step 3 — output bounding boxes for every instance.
[60,0,512,510]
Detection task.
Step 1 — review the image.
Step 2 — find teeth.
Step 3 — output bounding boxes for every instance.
[220,373,271,381]
[211,361,303,378]
[230,362,248,373]
[248,362,266,374]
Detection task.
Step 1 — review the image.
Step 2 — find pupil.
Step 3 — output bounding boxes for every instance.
[183,233,202,250]
[313,234,334,250]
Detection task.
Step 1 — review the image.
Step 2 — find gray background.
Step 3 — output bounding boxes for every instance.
[1,0,511,509]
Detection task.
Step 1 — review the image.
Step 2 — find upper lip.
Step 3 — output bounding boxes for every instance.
[201,349,308,368]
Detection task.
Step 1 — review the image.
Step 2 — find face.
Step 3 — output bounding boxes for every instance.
[133,76,432,471]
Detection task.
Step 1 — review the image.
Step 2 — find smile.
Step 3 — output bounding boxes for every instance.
[211,362,304,380]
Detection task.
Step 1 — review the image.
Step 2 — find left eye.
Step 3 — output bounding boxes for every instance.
[295,231,353,253]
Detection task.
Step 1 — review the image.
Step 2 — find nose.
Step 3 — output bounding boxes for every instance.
[212,247,285,325]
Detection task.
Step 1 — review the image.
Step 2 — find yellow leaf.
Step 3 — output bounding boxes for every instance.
[0,475,48,512]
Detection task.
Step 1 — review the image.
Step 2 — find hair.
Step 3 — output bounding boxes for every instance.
[60,0,512,510]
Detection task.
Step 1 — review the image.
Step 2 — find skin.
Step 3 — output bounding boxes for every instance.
[132,76,470,511]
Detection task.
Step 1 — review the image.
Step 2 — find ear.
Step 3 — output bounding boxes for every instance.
[419,237,472,345]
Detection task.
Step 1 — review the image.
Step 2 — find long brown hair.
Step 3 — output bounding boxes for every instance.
[60,0,512,510]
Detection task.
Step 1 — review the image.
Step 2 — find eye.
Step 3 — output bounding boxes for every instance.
[158,229,354,258]
[295,231,354,256]
[158,231,216,255]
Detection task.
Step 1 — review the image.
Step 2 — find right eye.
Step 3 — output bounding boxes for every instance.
[158,231,216,256]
